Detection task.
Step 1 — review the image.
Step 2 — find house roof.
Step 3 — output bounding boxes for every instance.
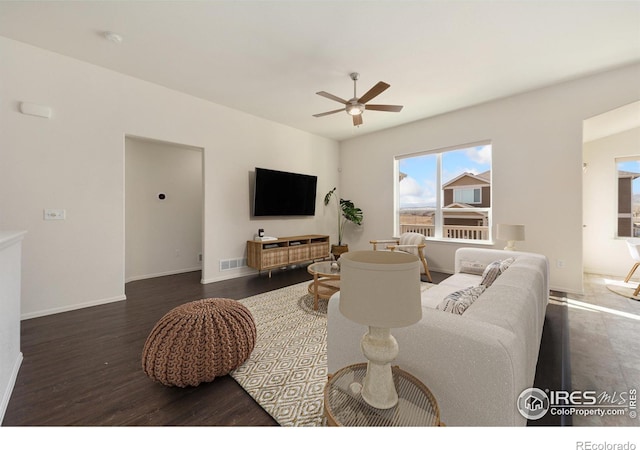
[619,170,640,179]
[443,171,491,189]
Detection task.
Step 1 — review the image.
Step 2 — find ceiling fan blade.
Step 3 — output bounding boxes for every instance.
[316,91,348,104]
[365,104,404,112]
[358,81,390,104]
[313,108,344,118]
[353,114,363,126]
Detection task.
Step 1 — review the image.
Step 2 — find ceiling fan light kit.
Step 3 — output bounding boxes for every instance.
[346,103,364,116]
[313,72,403,126]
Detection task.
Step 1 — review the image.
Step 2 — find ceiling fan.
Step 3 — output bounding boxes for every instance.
[313,72,403,126]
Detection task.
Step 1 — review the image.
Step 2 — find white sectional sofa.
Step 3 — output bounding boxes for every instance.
[327,247,550,426]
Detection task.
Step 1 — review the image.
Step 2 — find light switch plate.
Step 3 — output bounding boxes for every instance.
[44,209,66,220]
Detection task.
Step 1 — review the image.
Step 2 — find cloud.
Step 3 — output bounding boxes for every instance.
[466,145,491,165]
[399,176,435,206]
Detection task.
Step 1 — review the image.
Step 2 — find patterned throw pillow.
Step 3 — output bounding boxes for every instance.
[459,260,486,276]
[500,257,516,272]
[436,285,487,315]
[480,257,516,287]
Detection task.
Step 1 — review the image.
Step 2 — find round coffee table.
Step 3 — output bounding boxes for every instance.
[307,261,340,310]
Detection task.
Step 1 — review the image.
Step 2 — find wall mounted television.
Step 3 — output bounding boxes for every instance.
[253,167,318,216]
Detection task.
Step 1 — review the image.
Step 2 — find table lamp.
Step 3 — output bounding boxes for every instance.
[496,224,525,251]
[339,250,421,409]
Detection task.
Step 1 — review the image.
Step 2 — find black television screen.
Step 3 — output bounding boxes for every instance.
[253,167,318,216]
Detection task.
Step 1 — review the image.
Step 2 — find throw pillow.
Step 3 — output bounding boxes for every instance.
[500,257,516,272]
[480,260,502,287]
[436,285,487,315]
[480,257,517,287]
[459,260,486,276]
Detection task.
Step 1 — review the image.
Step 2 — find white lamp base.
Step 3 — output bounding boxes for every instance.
[504,240,516,251]
[360,326,399,409]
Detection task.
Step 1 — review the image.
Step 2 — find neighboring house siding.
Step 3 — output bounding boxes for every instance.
[619,177,632,214]
[481,186,490,207]
[619,217,632,237]
[446,217,483,226]
[444,189,453,205]
[619,177,633,236]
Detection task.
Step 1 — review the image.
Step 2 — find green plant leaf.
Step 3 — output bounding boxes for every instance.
[324,187,336,206]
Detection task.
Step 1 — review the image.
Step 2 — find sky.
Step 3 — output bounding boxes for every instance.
[398,144,491,208]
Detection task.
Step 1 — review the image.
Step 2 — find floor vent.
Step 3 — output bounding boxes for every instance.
[219,257,248,271]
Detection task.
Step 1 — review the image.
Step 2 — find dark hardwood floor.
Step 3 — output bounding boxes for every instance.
[3,266,568,426]
[4,267,315,426]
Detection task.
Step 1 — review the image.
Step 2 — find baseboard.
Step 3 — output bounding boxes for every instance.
[201,267,257,284]
[126,266,202,283]
[21,295,127,320]
[0,352,23,425]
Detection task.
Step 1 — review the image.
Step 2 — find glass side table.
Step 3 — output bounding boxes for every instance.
[307,261,340,311]
[324,363,442,426]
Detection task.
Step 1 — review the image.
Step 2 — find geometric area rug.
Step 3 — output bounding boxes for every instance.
[230,282,328,426]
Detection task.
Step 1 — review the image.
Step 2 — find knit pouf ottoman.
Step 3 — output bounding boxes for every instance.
[141,298,256,387]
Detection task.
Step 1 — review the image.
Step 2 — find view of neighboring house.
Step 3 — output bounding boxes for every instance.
[618,169,640,237]
[442,170,491,229]
[399,170,491,240]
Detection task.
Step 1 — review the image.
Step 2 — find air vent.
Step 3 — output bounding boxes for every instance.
[219,257,248,271]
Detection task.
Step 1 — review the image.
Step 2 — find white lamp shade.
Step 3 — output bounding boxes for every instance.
[496,224,525,241]
[339,251,422,328]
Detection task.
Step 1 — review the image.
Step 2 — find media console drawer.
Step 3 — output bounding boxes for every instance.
[289,245,310,263]
[309,242,330,259]
[261,248,289,268]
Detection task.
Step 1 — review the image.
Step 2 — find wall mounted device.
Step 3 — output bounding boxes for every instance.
[19,102,52,119]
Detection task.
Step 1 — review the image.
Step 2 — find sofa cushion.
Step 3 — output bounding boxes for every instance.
[436,285,487,314]
[480,257,515,287]
[421,273,482,309]
[459,260,486,276]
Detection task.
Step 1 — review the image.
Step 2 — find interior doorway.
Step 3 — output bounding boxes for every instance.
[125,136,204,283]
[582,101,640,277]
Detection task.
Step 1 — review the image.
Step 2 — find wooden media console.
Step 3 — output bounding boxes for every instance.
[247,234,330,277]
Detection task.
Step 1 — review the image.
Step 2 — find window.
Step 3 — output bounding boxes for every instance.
[454,188,482,204]
[616,157,640,238]
[396,142,492,241]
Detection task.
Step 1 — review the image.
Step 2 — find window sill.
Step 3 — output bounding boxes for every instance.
[424,237,495,246]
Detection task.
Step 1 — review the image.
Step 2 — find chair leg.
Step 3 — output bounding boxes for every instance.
[625,262,640,283]
[418,249,432,283]
[422,261,433,283]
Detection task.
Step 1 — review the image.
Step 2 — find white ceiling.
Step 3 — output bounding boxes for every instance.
[583,101,640,143]
[1,1,639,141]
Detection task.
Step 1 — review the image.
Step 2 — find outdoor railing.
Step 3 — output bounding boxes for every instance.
[400,224,489,241]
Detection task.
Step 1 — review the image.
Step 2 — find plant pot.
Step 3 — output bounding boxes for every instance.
[331,244,349,260]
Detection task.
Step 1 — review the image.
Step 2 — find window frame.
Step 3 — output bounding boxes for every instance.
[394,141,492,243]
[616,156,640,239]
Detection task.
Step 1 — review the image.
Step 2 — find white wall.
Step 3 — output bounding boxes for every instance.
[0,37,339,318]
[125,137,203,282]
[339,63,640,294]
[583,127,640,277]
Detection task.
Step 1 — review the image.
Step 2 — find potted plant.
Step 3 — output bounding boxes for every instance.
[324,187,364,259]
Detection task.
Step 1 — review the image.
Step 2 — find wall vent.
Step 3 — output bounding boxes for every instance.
[219,257,248,271]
